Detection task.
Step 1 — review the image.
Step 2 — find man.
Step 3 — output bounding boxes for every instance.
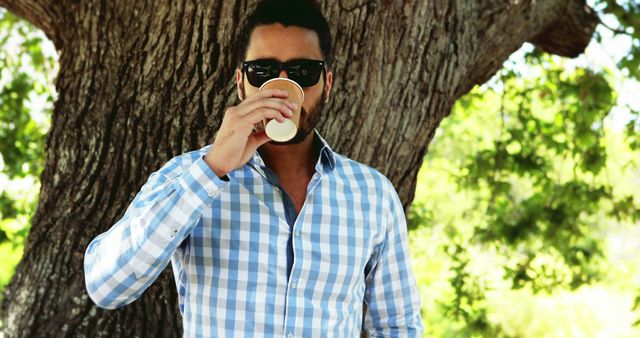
[84,0,424,336]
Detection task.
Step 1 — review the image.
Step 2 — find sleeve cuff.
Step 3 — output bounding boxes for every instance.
[177,156,230,203]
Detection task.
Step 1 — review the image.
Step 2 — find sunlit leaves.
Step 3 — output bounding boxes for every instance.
[596,0,640,80]
[0,11,53,179]
[452,52,639,295]
[410,41,640,334]
[625,108,640,150]
[0,9,55,295]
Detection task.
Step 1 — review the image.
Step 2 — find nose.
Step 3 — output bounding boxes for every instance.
[278,69,288,78]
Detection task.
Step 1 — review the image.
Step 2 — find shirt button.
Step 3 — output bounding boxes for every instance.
[206,187,216,197]
[291,281,297,289]
[288,333,293,338]
[294,229,301,237]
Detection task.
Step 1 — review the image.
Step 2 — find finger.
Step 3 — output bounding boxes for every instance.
[246,108,289,124]
[243,89,289,103]
[245,108,289,125]
[238,98,295,118]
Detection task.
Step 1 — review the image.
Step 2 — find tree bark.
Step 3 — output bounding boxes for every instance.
[0,0,598,336]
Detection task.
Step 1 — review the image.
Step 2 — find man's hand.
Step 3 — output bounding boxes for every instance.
[204,89,296,177]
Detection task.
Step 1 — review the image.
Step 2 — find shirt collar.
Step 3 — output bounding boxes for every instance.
[249,129,336,172]
[313,129,337,171]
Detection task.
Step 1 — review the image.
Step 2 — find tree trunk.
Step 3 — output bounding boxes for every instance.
[0,0,597,336]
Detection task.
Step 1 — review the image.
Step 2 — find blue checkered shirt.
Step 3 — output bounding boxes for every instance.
[84,130,424,337]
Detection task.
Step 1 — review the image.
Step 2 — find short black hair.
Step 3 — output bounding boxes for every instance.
[235,0,332,67]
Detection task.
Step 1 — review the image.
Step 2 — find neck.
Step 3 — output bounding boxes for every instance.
[258,132,318,179]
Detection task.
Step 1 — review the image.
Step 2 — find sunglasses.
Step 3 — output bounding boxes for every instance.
[241,59,326,88]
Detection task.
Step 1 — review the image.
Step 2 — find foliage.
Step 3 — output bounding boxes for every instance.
[0,9,55,301]
[406,3,640,335]
[408,44,640,338]
[463,54,633,291]
[593,0,640,151]
[595,1,640,79]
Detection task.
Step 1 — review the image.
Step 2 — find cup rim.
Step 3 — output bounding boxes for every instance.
[258,78,304,102]
[265,118,297,142]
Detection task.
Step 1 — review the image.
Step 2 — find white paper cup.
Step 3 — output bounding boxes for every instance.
[258,78,304,142]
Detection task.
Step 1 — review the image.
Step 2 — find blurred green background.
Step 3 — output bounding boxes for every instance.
[1,1,639,336]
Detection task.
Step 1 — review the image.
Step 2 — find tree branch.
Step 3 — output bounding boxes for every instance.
[595,17,634,37]
[0,0,66,48]
[455,0,600,100]
[529,0,599,57]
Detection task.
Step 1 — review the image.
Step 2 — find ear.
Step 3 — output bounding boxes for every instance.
[324,70,333,103]
[236,68,244,100]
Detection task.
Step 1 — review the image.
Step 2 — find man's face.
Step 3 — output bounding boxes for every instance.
[237,23,333,145]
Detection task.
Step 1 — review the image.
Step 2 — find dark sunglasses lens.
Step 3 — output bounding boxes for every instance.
[246,61,278,87]
[287,61,323,87]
